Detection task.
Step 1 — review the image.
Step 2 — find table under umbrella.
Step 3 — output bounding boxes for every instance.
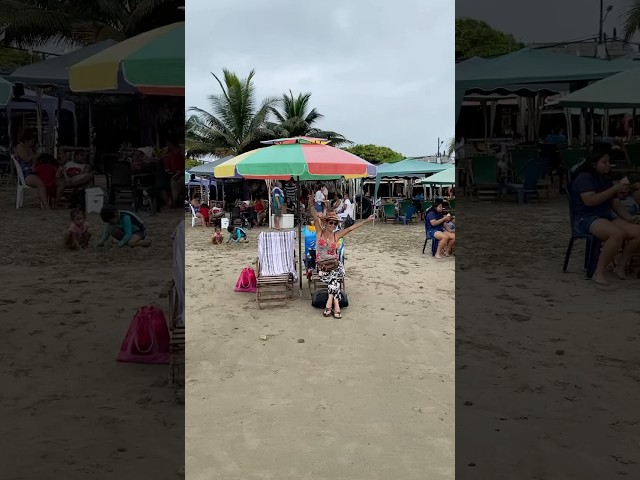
[214,137,376,290]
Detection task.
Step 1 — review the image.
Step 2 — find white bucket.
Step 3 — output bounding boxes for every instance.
[220,217,230,230]
[85,187,104,214]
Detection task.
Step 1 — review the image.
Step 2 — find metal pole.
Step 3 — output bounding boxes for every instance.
[297,177,302,293]
[598,0,603,44]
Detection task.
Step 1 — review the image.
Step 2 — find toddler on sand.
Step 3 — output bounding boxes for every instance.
[64,208,91,249]
[211,227,224,245]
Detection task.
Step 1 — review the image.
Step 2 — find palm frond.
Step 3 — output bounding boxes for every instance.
[622,2,640,41]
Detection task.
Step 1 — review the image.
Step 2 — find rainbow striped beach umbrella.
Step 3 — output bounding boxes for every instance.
[213,137,376,180]
[69,22,184,95]
[215,137,375,292]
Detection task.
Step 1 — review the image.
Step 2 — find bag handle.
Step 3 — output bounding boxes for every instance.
[134,308,155,354]
[239,269,251,289]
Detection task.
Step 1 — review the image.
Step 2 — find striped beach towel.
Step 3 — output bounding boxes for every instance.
[258,231,297,280]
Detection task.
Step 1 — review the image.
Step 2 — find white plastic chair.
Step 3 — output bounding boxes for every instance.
[189,204,199,227]
[11,155,37,209]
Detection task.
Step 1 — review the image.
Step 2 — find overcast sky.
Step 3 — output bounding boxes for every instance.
[185,0,454,158]
[457,0,639,43]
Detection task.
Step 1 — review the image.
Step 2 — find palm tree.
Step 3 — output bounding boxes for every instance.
[623,1,640,41]
[446,137,456,156]
[269,90,352,147]
[0,0,184,47]
[186,69,278,157]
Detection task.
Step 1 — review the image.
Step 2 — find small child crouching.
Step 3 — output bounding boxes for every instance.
[211,227,224,245]
[64,208,91,249]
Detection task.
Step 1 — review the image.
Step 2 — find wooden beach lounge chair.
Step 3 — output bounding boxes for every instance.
[255,231,297,309]
[159,220,185,400]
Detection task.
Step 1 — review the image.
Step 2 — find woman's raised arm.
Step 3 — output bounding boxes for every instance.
[308,194,322,231]
[335,215,374,240]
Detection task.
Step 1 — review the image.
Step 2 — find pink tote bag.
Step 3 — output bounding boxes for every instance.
[117,305,170,364]
[234,267,257,293]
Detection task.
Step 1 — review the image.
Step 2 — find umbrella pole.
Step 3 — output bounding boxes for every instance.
[297,177,303,294]
[35,87,43,150]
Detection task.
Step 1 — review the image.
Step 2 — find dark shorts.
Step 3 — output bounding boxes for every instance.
[271,206,282,217]
[427,227,444,239]
[574,215,612,235]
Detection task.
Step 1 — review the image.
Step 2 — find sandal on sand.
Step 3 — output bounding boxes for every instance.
[333,311,342,319]
[323,309,332,317]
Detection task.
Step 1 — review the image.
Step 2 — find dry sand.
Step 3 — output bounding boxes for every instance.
[0,180,184,479]
[456,193,640,479]
[185,218,455,479]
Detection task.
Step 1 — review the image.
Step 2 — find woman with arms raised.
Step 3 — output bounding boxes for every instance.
[308,195,374,318]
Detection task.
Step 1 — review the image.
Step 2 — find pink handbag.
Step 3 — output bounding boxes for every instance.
[117,305,170,364]
[234,267,257,293]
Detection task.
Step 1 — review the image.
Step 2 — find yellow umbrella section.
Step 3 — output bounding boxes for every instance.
[69,23,180,93]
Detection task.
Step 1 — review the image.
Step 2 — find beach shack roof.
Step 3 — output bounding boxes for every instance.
[455,48,639,120]
[418,165,456,185]
[376,158,449,179]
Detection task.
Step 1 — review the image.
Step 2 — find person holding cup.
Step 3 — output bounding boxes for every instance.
[571,150,640,285]
[425,198,455,259]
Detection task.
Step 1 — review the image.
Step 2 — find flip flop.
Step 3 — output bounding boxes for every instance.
[333,311,342,319]
[323,309,332,317]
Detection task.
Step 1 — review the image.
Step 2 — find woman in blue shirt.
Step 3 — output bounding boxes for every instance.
[425,198,455,259]
[571,150,640,284]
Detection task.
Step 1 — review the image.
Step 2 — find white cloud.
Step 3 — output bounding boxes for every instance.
[186,0,454,156]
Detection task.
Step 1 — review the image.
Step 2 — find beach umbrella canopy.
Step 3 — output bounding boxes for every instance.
[8,40,117,87]
[556,68,640,108]
[213,137,376,180]
[0,76,13,106]
[187,156,236,177]
[69,22,184,95]
[418,165,456,185]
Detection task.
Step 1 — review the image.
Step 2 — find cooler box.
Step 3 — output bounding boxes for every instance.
[220,217,230,230]
[270,213,294,229]
[85,187,104,214]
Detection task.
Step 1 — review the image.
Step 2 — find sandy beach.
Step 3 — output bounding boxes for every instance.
[456,193,640,479]
[0,180,184,479]
[185,217,455,479]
